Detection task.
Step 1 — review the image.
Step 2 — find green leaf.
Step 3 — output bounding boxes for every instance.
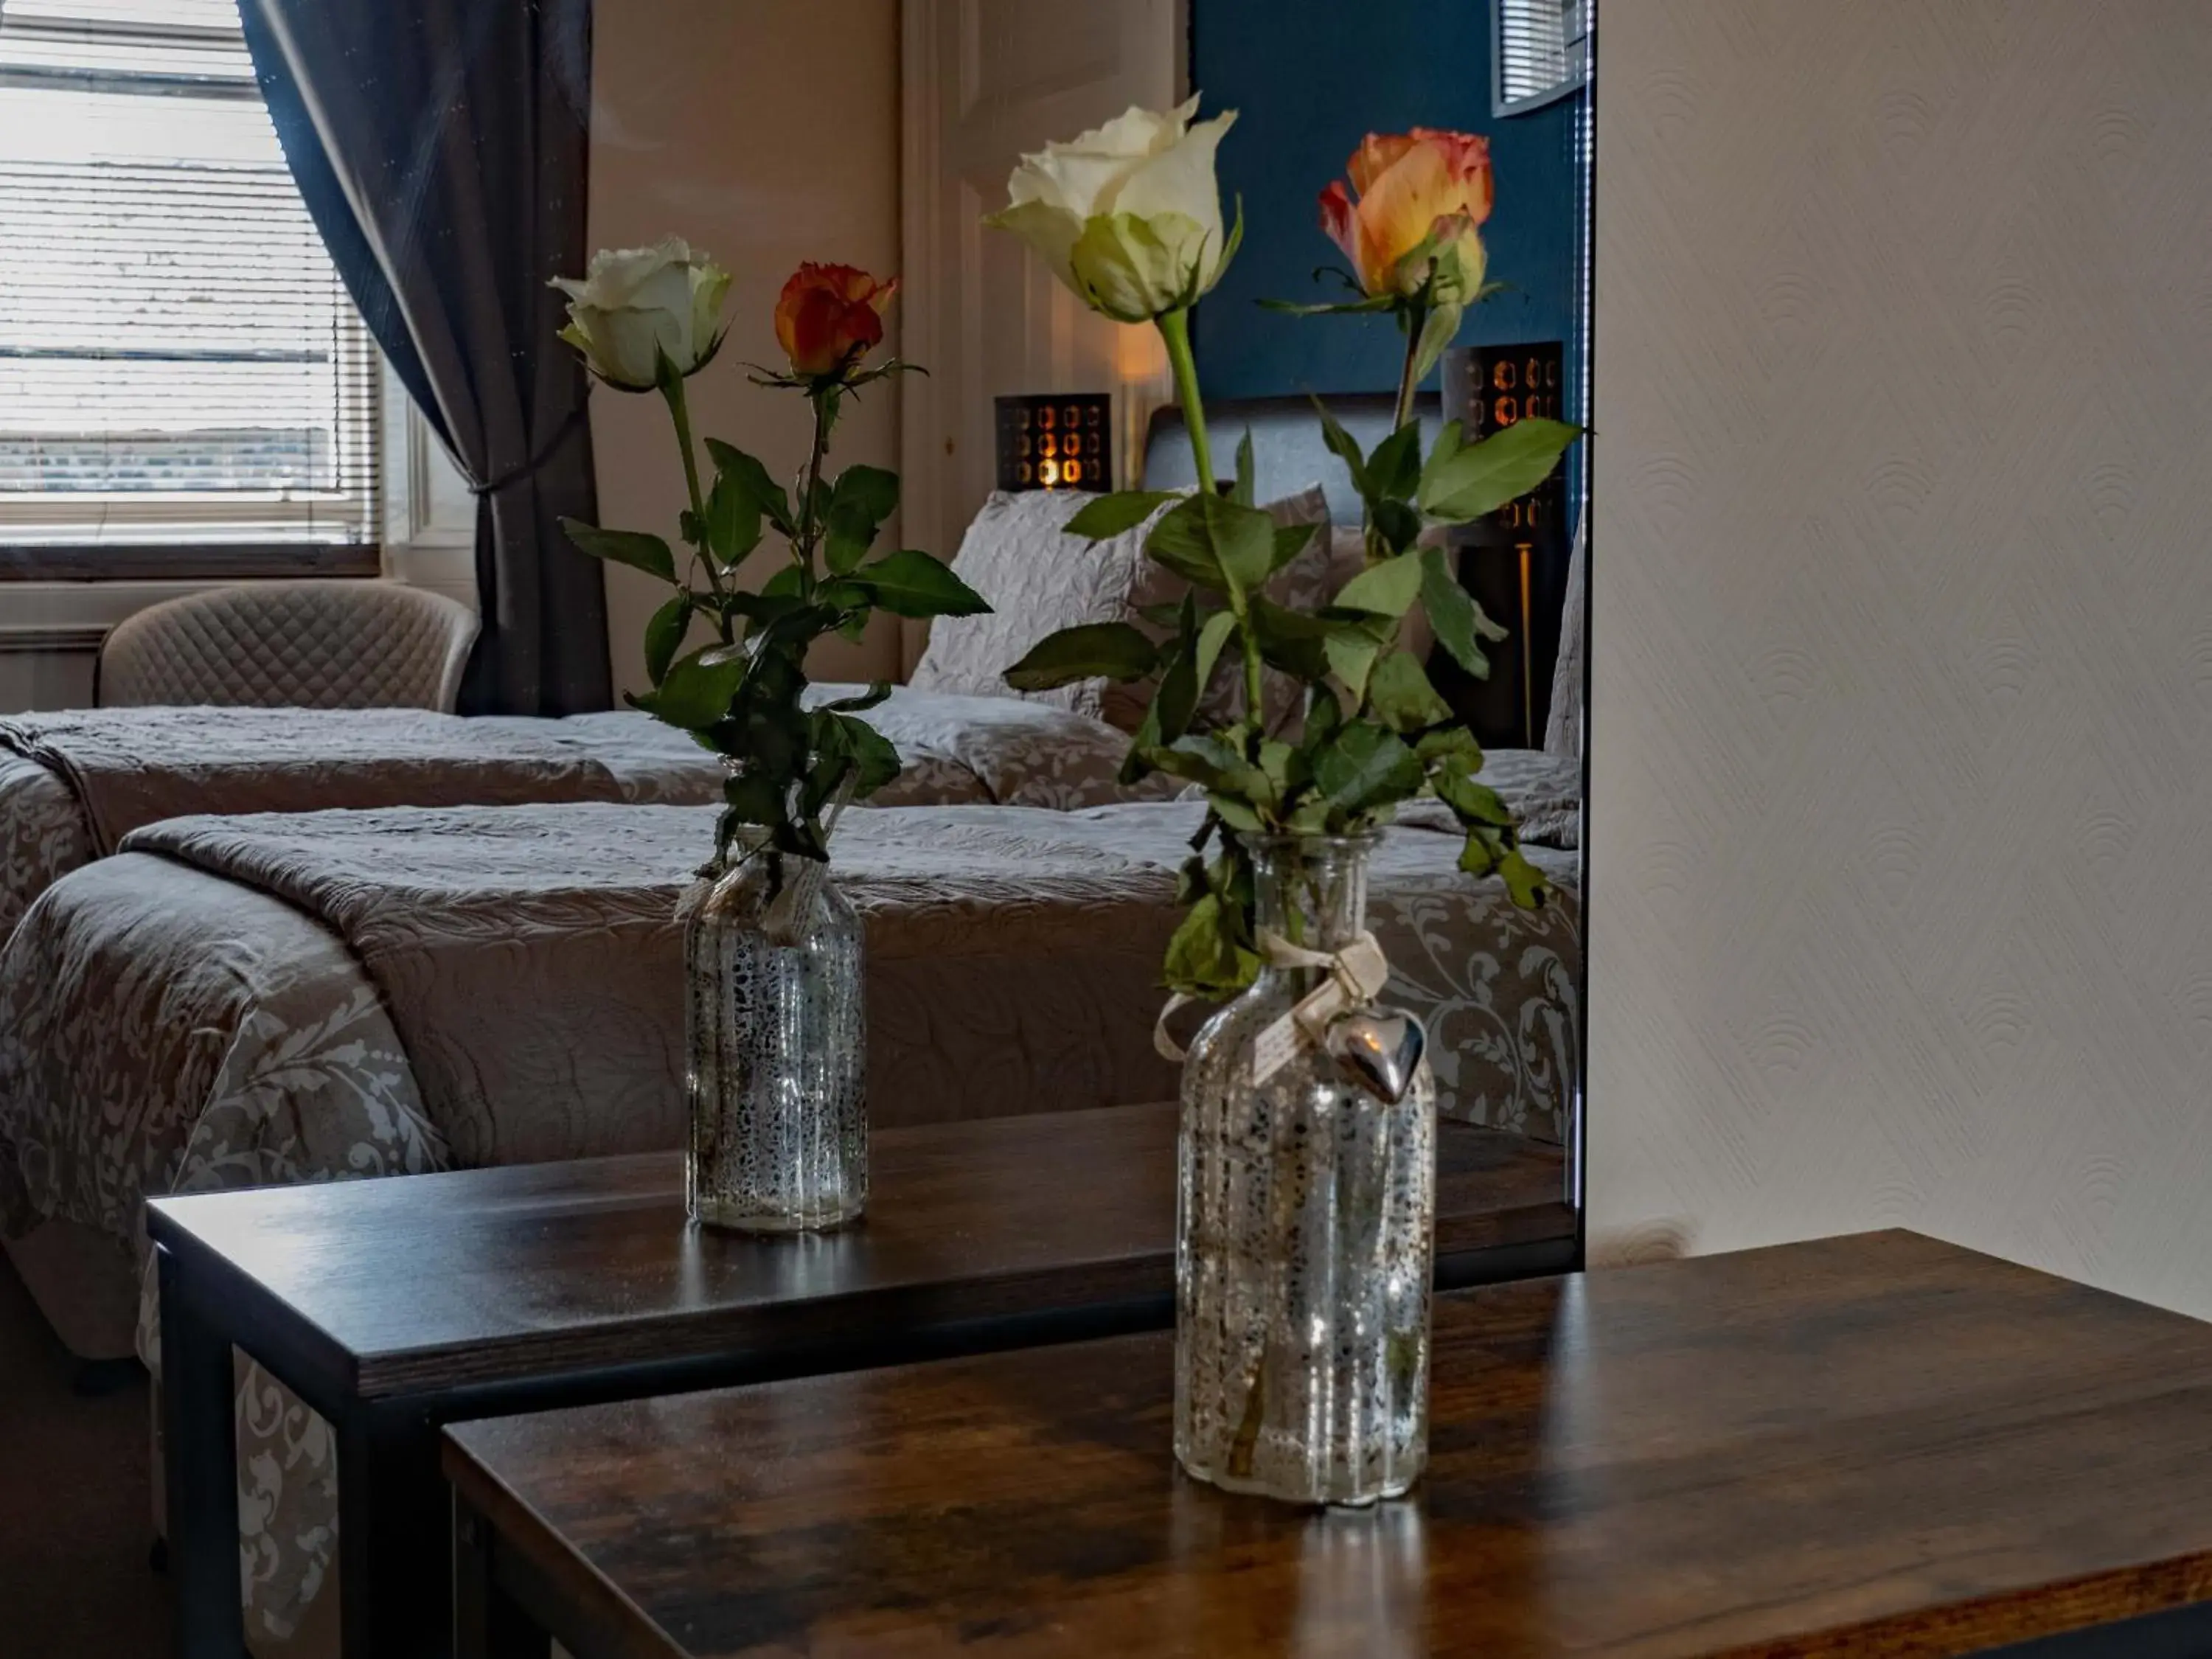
[1144,496,1228,591]
[1065,490,1177,540]
[1417,417,1581,524]
[815,577,872,613]
[706,439,795,533]
[720,768,788,830]
[1304,686,1345,748]
[703,473,763,571]
[1269,521,1320,574]
[833,714,902,797]
[825,465,900,574]
[1200,492,1277,599]
[830,464,900,532]
[652,647,748,731]
[1333,554,1424,618]
[1259,295,1397,316]
[1459,828,1548,908]
[1119,695,1164,786]
[1002,621,1160,690]
[1435,766,1514,826]
[1231,429,1256,508]
[1153,595,1203,742]
[1206,793,1265,834]
[1415,725,1484,766]
[1311,397,1371,500]
[1366,422,1422,504]
[1367,651,1453,732]
[1193,609,1239,697]
[1162,892,1259,999]
[1147,731,1243,791]
[819,681,892,713]
[1419,544,1503,678]
[1371,498,1423,552]
[1496,844,1549,909]
[1408,300,1464,386]
[1322,628,1381,703]
[1256,740,1305,799]
[563,520,675,584]
[643,594,693,687]
[1314,722,1423,814]
[855,549,990,618]
[1244,597,1333,681]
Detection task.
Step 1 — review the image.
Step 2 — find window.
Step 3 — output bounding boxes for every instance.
[0,0,380,557]
[1495,0,1590,117]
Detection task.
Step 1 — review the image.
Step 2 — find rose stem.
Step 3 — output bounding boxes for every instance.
[659,367,732,641]
[1391,295,1430,436]
[796,385,837,595]
[1158,306,1265,734]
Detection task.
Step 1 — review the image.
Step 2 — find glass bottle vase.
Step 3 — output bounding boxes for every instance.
[1174,834,1437,1506]
[684,852,867,1232]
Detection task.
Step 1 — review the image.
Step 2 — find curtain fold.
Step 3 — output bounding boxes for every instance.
[240,0,612,715]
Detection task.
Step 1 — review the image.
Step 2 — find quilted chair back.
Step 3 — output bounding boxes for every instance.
[97,582,479,711]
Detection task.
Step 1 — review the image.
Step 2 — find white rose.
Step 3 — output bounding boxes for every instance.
[552,237,733,392]
[987,98,1240,324]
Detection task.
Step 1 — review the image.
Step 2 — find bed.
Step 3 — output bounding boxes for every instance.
[0,787,1578,1645]
[0,686,1165,942]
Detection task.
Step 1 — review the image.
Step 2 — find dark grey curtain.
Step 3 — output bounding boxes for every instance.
[240,0,611,715]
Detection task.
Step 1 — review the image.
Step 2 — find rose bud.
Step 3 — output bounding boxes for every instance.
[552,237,732,391]
[774,263,900,382]
[1320,128,1494,302]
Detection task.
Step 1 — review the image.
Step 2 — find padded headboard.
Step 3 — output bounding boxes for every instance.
[1141,392,1444,524]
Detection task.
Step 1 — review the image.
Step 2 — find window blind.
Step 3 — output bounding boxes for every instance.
[1495,0,1589,117]
[0,0,380,547]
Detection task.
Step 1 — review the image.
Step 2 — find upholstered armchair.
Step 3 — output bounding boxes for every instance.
[96,582,479,711]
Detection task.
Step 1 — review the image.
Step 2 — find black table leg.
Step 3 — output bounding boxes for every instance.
[453,1496,550,1659]
[159,1241,246,1658]
[338,1405,452,1658]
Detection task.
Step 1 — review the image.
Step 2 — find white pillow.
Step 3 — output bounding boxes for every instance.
[908,490,1150,720]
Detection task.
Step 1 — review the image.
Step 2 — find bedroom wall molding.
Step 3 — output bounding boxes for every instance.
[1589,0,2212,1315]
[0,625,107,657]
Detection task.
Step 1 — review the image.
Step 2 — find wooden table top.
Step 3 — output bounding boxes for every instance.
[445,1230,2212,1658]
[144,1103,1567,1401]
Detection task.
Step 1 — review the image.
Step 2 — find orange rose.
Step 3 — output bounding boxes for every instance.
[773,264,900,381]
[1319,128,1492,300]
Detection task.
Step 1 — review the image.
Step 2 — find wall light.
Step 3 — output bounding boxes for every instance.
[995,394,1112,493]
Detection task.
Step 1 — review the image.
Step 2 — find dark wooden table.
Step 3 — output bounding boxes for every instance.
[145,1102,1568,1659]
[444,1230,2212,1659]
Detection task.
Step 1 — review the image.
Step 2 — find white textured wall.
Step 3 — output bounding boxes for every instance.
[588,0,903,694]
[1588,1,2212,1312]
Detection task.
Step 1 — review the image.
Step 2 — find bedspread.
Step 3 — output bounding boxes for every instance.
[0,689,1176,942]
[0,798,1578,1648]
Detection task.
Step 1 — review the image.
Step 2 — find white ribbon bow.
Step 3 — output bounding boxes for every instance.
[1152,928,1392,1065]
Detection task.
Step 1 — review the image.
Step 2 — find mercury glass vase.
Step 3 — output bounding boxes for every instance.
[684,852,866,1232]
[1174,834,1438,1506]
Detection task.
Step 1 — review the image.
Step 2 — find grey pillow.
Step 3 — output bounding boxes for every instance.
[914,485,1334,730]
[1543,512,1587,758]
[909,490,1152,720]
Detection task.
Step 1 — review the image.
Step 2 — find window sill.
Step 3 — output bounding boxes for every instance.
[0,543,383,582]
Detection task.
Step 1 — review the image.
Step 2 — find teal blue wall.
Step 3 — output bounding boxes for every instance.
[1189,2,1585,400]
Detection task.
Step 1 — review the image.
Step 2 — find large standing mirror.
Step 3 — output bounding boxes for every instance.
[0,0,1592,1648]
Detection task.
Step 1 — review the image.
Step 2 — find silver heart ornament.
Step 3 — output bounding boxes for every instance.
[1324,1009,1427,1105]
